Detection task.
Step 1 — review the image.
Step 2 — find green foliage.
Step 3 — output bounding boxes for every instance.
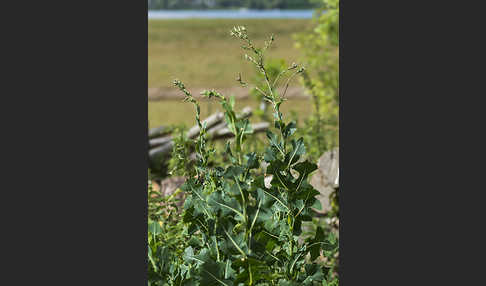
[248,58,287,121]
[148,176,188,285]
[294,0,339,161]
[148,26,338,285]
[168,125,195,178]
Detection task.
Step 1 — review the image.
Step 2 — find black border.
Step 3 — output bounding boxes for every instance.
[2,0,481,284]
[3,1,147,284]
[340,1,484,284]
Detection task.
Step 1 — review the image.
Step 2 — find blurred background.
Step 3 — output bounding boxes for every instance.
[148,0,338,174]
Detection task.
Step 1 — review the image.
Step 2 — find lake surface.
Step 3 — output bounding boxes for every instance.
[148,9,314,19]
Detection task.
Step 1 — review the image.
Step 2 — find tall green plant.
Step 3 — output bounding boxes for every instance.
[156,26,338,285]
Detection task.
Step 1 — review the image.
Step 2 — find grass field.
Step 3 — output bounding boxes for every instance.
[149,98,312,128]
[148,19,313,127]
[148,19,312,88]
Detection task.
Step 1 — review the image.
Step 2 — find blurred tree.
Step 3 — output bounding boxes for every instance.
[294,0,339,160]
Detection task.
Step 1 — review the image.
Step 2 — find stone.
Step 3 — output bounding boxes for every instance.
[160,176,186,209]
[310,148,339,214]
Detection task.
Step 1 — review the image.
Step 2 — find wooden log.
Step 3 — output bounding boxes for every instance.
[149,126,169,139]
[206,122,228,137]
[149,107,262,160]
[185,106,253,139]
[239,106,253,119]
[212,121,270,140]
[186,112,224,139]
[149,135,173,148]
[149,141,174,158]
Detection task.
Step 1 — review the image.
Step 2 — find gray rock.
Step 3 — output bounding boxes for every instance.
[160,176,186,209]
[264,175,273,189]
[310,148,339,214]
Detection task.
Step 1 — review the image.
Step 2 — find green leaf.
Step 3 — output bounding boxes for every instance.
[311,198,322,210]
[302,264,325,285]
[293,160,318,176]
[266,131,284,156]
[208,191,244,219]
[196,253,232,286]
[278,279,299,286]
[223,165,244,179]
[293,160,318,189]
[245,152,259,170]
[309,227,325,261]
[188,236,204,248]
[147,245,158,272]
[286,138,306,167]
[282,121,297,139]
[264,146,277,162]
[224,259,236,280]
[183,246,196,264]
[224,141,237,164]
[148,220,163,235]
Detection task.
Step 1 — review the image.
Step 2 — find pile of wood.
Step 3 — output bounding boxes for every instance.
[149,106,269,163]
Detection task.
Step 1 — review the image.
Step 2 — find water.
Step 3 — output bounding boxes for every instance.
[148,9,314,19]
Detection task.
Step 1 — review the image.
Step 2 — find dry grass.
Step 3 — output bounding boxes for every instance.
[149,98,313,128]
[148,19,312,88]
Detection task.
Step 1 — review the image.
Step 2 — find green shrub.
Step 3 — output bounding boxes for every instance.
[147,26,338,286]
[148,176,188,285]
[294,0,339,161]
